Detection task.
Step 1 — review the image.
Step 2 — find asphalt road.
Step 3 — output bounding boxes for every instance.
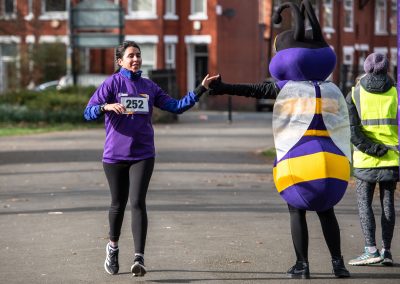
[0,111,399,283]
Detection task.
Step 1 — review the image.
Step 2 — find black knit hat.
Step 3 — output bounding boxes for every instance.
[363,52,389,75]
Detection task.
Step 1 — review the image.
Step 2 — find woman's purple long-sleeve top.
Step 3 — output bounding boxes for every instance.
[84,69,204,163]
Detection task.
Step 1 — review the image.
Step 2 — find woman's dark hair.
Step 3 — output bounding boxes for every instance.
[115,41,141,72]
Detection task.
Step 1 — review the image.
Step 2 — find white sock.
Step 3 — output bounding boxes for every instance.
[135,253,144,258]
[109,242,118,249]
[366,246,377,253]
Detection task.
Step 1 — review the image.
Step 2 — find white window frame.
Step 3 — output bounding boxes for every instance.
[164,0,178,20]
[164,35,178,69]
[126,0,157,20]
[375,0,388,35]
[24,0,34,21]
[184,35,211,91]
[343,46,354,65]
[38,35,69,45]
[322,0,334,33]
[373,47,388,57]
[189,0,207,21]
[390,0,397,35]
[0,36,20,93]
[0,0,16,20]
[343,0,353,32]
[39,0,67,20]
[390,47,397,77]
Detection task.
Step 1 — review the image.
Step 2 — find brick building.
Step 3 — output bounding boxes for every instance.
[0,0,397,110]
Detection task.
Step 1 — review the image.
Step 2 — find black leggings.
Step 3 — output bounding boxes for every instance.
[103,158,155,254]
[288,204,342,262]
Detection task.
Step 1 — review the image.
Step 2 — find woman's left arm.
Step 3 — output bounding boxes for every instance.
[154,74,218,114]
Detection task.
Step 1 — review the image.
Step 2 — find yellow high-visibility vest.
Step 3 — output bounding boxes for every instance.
[351,85,399,168]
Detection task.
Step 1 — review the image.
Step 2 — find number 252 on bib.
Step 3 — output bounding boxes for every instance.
[121,97,149,114]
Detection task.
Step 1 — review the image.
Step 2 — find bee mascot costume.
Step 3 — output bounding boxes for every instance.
[209,0,351,278]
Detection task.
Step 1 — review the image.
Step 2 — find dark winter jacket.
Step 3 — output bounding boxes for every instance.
[346,74,399,182]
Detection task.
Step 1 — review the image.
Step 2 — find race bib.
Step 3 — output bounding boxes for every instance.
[121,96,149,114]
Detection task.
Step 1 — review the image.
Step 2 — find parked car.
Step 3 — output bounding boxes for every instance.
[57,74,108,90]
[33,80,59,92]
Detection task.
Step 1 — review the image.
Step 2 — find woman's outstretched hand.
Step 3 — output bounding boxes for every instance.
[201,74,221,89]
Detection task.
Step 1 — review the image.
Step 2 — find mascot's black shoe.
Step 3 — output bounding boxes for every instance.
[332,256,350,278]
[286,261,310,279]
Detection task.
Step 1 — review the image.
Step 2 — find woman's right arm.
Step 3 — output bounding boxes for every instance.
[84,78,123,121]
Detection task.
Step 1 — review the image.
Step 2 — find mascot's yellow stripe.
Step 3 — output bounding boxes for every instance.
[273,152,350,193]
[315,98,321,114]
[279,98,322,115]
[303,129,329,136]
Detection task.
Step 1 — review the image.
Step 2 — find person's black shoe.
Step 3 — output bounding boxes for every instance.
[131,255,147,277]
[286,261,310,279]
[332,256,350,278]
[104,243,119,275]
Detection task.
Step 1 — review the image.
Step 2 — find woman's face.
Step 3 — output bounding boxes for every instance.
[118,46,142,72]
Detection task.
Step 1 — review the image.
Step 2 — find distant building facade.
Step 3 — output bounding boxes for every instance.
[0,0,397,110]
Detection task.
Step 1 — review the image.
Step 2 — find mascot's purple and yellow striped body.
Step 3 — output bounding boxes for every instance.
[267,0,352,212]
[272,81,351,212]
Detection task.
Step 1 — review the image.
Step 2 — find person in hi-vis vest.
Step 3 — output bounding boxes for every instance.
[346,52,398,267]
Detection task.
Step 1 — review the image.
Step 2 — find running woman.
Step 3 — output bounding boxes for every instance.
[84,41,217,277]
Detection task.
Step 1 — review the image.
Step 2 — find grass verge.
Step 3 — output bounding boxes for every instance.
[0,122,102,137]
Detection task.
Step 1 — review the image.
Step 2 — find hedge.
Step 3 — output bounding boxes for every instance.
[0,86,176,124]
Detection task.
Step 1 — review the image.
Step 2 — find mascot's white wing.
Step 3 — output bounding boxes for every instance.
[320,82,351,160]
[272,81,316,161]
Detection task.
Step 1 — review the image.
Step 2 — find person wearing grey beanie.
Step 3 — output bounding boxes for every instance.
[346,52,398,266]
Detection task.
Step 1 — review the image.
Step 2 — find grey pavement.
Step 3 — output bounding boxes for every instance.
[0,111,399,284]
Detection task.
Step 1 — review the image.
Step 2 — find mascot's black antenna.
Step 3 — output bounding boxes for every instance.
[272,2,304,41]
[300,0,324,42]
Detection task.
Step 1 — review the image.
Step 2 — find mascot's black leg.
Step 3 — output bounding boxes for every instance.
[317,208,350,278]
[287,204,310,279]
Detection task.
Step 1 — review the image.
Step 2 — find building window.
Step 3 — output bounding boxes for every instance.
[128,0,157,19]
[0,0,15,19]
[390,48,397,78]
[165,43,176,69]
[44,0,65,12]
[40,0,67,20]
[343,46,354,90]
[343,0,353,32]
[0,41,19,92]
[390,0,397,35]
[322,0,334,32]
[164,0,178,20]
[375,0,387,34]
[139,44,156,77]
[25,0,34,21]
[189,0,207,20]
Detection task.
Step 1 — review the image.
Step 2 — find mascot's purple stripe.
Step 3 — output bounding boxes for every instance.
[279,136,344,162]
[280,178,347,211]
[308,113,326,130]
[269,47,336,81]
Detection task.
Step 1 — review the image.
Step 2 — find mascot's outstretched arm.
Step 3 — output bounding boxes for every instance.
[209,76,279,99]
